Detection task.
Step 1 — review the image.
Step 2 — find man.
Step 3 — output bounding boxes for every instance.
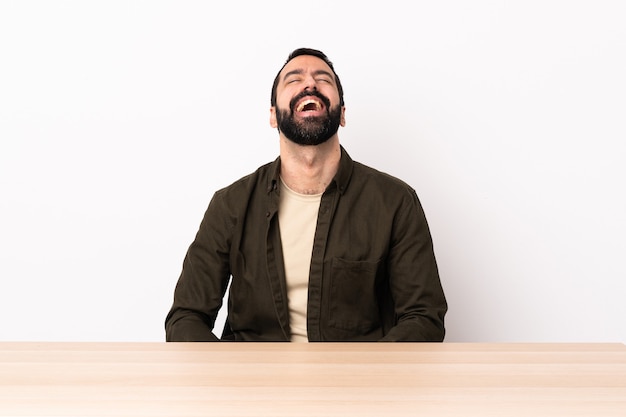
[165,48,447,342]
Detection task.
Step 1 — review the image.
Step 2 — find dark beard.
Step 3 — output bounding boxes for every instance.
[275,91,342,146]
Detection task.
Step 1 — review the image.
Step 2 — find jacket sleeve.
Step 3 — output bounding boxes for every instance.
[379,188,447,342]
[165,191,232,342]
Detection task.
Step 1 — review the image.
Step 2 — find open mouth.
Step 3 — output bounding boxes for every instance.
[295,98,323,112]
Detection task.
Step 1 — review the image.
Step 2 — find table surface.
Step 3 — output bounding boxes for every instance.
[1,342,625,417]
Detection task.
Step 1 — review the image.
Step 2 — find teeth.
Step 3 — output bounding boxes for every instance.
[296,99,321,112]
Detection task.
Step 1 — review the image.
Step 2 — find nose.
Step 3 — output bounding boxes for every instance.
[302,74,318,92]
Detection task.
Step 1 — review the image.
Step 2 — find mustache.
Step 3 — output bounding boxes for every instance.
[289,90,331,111]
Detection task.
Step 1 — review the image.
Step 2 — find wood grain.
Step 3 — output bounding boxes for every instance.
[1,342,625,416]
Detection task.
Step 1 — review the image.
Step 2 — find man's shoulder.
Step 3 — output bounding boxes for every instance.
[214,159,277,197]
[351,160,416,194]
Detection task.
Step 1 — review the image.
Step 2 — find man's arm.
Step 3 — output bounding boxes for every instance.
[165,193,232,342]
[380,188,447,342]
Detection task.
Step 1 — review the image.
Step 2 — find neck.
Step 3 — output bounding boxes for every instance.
[279,136,341,195]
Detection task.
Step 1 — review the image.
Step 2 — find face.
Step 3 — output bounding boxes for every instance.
[270,55,345,146]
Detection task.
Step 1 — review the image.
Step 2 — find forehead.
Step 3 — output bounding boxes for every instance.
[280,55,333,78]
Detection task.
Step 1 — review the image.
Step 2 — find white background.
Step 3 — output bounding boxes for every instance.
[1,1,624,342]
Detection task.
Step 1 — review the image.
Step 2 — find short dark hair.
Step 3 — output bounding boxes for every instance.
[270,48,345,107]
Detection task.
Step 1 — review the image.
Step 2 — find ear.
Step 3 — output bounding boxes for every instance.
[340,106,346,127]
[269,107,277,128]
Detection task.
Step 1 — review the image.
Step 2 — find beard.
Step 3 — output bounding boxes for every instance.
[275,91,342,146]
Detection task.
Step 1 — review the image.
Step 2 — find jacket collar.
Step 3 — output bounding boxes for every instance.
[266,145,354,195]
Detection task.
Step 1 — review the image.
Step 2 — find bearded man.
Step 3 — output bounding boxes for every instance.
[165,48,447,342]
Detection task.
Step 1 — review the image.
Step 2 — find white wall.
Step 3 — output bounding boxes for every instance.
[1,1,624,342]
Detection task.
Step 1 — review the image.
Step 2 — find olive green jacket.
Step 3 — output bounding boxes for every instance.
[165,147,447,342]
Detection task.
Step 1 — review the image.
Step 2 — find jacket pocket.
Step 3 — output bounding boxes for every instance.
[328,257,383,332]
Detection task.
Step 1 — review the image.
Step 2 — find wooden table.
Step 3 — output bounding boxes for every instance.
[1,342,625,416]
